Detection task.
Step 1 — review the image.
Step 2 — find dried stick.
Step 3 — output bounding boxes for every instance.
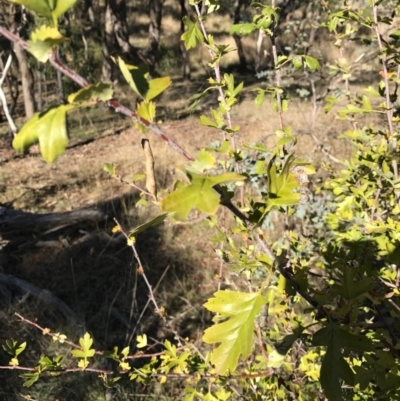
[141,138,157,199]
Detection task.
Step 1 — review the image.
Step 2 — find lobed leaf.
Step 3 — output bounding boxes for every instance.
[203,290,267,373]
[28,26,66,62]
[162,172,245,221]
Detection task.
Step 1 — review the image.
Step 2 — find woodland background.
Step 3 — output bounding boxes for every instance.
[0,0,385,399]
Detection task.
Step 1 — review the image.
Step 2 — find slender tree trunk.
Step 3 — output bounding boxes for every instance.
[147,0,163,67]
[179,0,191,80]
[57,49,65,104]
[102,0,116,82]
[83,0,96,26]
[232,0,247,70]
[10,4,35,119]
[36,60,42,111]
[102,0,147,82]
[13,43,35,118]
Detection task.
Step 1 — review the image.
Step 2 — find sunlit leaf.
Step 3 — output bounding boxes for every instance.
[203,290,267,374]
[181,16,204,49]
[13,104,76,163]
[161,172,245,221]
[145,77,172,101]
[28,26,66,62]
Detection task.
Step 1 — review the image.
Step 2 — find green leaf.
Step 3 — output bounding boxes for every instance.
[267,155,301,208]
[145,77,172,101]
[114,57,149,99]
[103,163,116,176]
[13,104,76,163]
[28,26,66,62]
[71,333,95,359]
[229,23,256,36]
[136,334,147,349]
[292,55,303,69]
[20,372,40,387]
[361,95,372,111]
[364,86,381,97]
[11,0,78,25]
[331,266,375,300]
[136,101,156,123]
[189,148,216,172]
[161,172,245,221]
[181,16,204,49]
[2,339,26,357]
[313,325,357,400]
[128,213,171,239]
[68,83,113,104]
[203,290,266,374]
[304,56,320,71]
[312,324,373,400]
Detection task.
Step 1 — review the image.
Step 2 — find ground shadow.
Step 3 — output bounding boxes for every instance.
[0,189,212,400]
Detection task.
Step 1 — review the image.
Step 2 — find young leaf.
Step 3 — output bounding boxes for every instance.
[2,339,26,357]
[203,290,267,374]
[161,172,245,221]
[304,56,321,71]
[20,372,40,387]
[71,332,95,359]
[13,104,76,163]
[181,16,204,49]
[145,77,172,101]
[28,26,66,62]
[266,156,302,208]
[136,334,148,349]
[188,148,216,172]
[136,101,156,123]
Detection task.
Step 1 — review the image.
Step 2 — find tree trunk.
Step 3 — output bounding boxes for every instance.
[232,0,247,71]
[83,0,96,27]
[10,4,35,119]
[179,0,191,80]
[147,0,163,68]
[102,0,147,82]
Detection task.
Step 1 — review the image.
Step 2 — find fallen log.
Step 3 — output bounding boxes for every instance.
[0,206,105,234]
[0,272,82,325]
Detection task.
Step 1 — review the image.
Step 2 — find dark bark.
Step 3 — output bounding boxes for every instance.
[102,0,148,82]
[147,0,163,67]
[232,0,247,70]
[9,5,35,119]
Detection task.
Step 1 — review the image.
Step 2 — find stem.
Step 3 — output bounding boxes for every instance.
[372,1,399,204]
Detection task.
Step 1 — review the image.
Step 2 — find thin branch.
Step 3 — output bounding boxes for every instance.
[0,52,17,134]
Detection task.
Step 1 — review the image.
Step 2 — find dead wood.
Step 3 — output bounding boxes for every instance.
[0,206,105,234]
[0,272,82,325]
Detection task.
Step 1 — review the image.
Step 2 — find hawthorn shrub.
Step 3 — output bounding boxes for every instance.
[1,0,400,400]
